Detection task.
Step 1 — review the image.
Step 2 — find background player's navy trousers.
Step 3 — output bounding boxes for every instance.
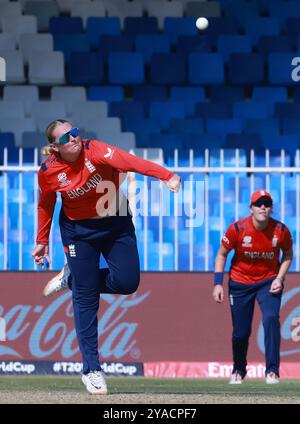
[229,278,282,378]
[59,210,140,374]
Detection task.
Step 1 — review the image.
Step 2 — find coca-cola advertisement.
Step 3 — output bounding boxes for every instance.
[0,272,299,377]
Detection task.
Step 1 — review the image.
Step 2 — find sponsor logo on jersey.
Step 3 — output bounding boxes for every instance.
[244,251,275,260]
[85,158,96,173]
[222,235,230,245]
[57,172,71,188]
[104,147,114,159]
[242,235,252,247]
[272,235,278,247]
[66,173,103,199]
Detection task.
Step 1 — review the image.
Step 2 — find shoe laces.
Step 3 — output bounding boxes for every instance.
[88,370,105,388]
[60,276,69,289]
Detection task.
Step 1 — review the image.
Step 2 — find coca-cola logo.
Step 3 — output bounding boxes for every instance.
[257,287,300,356]
[0,291,151,360]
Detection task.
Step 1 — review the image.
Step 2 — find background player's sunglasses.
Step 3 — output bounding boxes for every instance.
[58,127,79,144]
[252,199,272,208]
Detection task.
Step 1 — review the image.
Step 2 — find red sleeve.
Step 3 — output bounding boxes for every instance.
[221,223,238,250]
[282,227,293,251]
[90,140,174,182]
[36,169,57,245]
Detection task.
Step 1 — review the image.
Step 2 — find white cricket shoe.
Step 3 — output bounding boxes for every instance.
[82,370,108,395]
[43,264,71,297]
[229,372,244,384]
[266,372,279,384]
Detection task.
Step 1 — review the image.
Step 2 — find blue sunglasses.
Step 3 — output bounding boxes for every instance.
[58,127,79,144]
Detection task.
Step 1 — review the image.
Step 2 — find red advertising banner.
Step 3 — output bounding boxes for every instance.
[0,272,299,377]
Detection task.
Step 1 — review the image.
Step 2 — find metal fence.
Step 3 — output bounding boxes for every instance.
[0,147,299,271]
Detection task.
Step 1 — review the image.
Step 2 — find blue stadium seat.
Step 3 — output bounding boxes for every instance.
[87,17,121,49]
[123,118,161,147]
[135,34,171,63]
[132,86,168,102]
[1,146,19,163]
[258,36,294,61]
[245,17,280,45]
[252,87,288,103]
[0,132,15,148]
[285,18,300,38]
[200,17,240,46]
[281,119,300,136]
[99,34,134,62]
[222,0,259,26]
[208,86,245,102]
[49,17,83,34]
[269,1,300,21]
[226,134,264,152]
[123,17,158,35]
[164,17,197,44]
[233,101,273,119]
[194,102,232,119]
[176,35,212,56]
[228,53,264,85]
[206,119,242,136]
[87,86,124,102]
[244,119,280,137]
[255,150,291,168]
[170,87,205,115]
[149,133,185,158]
[53,34,90,62]
[189,53,224,84]
[22,147,35,164]
[261,135,299,158]
[168,118,204,135]
[150,53,186,85]
[191,134,225,149]
[292,86,300,102]
[108,53,144,84]
[149,102,186,129]
[217,35,252,62]
[269,53,300,84]
[67,52,104,85]
[109,101,146,121]
[274,102,300,119]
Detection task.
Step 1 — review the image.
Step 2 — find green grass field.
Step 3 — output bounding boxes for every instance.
[0,376,300,404]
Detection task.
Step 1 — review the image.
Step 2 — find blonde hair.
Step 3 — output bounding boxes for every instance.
[41,119,70,156]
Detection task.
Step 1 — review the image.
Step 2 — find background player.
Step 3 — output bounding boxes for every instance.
[212,190,293,384]
[32,119,181,395]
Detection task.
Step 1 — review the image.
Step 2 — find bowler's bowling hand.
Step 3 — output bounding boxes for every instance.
[165,174,181,192]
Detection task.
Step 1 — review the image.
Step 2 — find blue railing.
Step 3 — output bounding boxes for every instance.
[0,147,299,271]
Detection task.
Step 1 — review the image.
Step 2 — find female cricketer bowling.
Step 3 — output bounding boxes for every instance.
[212,190,293,384]
[32,120,181,395]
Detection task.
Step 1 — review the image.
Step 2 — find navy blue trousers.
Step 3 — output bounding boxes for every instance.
[59,210,140,374]
[229,278,282,378]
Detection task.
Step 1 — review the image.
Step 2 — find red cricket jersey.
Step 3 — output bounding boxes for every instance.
[37,139,174,244]
[221,216,293,284]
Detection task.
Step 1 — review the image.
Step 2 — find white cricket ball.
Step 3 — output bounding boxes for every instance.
[196,17,209,30]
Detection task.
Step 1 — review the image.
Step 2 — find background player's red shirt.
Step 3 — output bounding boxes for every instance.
[37,139,174,244]
[221,216,293,284]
